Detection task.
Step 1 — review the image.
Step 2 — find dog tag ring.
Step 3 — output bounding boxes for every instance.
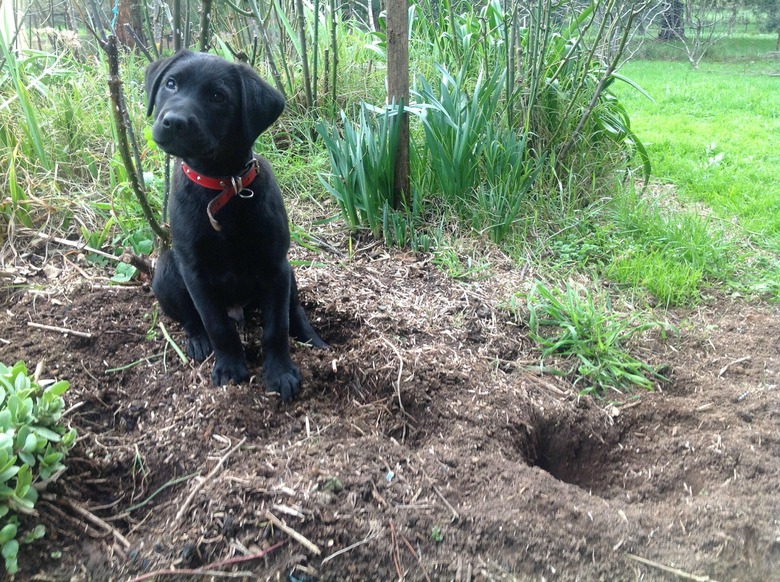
[238,188,254,199]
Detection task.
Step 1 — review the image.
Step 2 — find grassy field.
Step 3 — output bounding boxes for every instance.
[567,44,780,304]
[615,57,780,247]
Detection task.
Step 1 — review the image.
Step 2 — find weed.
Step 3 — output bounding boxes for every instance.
[524,282,665,396]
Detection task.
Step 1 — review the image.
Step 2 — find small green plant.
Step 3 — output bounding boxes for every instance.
[524,282,665,396]
[0,362,77,574]
[431,525,444,542]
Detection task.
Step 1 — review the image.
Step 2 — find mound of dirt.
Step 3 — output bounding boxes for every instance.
[0,242,778,581]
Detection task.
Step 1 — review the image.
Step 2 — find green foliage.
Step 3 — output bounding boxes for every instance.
[524,282,664,396]
[0,40,51,171]
[316,103,403,239]
[0,362,76,574]
[611,58,780,299]
[318,0,650,247]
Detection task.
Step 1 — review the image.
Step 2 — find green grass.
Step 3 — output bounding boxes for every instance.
[540,183,735,307]
[628,33,779,62]
[613,59,780,249]
[522,281,665,396]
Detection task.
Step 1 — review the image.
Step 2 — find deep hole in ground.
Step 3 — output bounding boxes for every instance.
[524,407,625,495]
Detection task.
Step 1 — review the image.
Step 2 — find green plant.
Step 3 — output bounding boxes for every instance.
[412,60,505,208]
[432,247,490,280]
[0,362,77,574]
[431,525,444,542]
[524,282,664,396]
[316,103,404,238]
[0,40,51,171]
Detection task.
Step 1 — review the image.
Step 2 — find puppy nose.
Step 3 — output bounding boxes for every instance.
[160,112,187,134]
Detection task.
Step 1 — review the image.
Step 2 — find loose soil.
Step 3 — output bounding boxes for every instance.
[0,235,778,582]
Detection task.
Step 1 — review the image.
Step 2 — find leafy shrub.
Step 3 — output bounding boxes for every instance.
[318,0,650,247]
[0,362,77,574]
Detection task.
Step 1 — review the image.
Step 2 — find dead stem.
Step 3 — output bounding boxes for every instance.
[62,498,131,549]
[174,437,247,527]
[266,510,321,555]
[27,321,93,339]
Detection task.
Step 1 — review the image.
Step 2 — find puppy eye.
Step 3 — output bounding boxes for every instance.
[210,90,226,103]
[165,78,177,90]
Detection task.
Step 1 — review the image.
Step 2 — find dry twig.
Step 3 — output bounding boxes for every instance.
[390,521,403,581]
[27,322,93,339]
[382,337,406,414]
[31,231,121,263]
[63,499,131,549]
[401,533,432,582]
[203,540,287,570]
[717,356,751,378]
[625,553,719,581]
[321,531,380,565]
[266,510,321,555]
[432,484,460,522]
[174,437,247,527]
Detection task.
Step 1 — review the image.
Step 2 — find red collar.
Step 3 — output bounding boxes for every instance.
[181,159,259,231]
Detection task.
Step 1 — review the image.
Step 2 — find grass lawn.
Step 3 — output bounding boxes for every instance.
[614,58,780,249]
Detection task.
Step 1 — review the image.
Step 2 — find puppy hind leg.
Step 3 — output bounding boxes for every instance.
[152,250,213,361]
[288,271,327,348]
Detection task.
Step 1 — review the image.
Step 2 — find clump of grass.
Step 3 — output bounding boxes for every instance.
[316,103,403,239]
[607,251,703,307]
[524,281,665,396]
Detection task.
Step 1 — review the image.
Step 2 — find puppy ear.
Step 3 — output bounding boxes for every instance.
[144,50,192,117]
[240,67,285,143]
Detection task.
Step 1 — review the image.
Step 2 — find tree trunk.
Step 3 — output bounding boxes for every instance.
[295,0,313,109]
[115,0,146,48]
[658,0,684,41]
[199,0,213,52]
[387,0,409,209]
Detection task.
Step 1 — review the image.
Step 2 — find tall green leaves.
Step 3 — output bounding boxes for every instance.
[413,63,504,205]
[318,0,651,247]
[0,38,51,171]
[316,103,404,239]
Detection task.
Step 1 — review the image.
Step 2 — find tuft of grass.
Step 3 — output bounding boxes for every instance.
[607,251,703,307]
[523,282,665,396]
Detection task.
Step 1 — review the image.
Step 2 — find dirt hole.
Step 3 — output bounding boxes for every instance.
[526,412,622,496]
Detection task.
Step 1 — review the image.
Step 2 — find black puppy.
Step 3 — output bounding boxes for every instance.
[145,50,325,399]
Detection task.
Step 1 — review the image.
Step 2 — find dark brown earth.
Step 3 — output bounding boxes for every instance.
[0,235,778,582]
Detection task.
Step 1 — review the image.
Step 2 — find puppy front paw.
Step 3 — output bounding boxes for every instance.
[211,357,249,386]
[264,362,302,401]
[187,334,212,361]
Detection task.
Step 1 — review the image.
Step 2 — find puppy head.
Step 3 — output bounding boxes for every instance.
[144,51,285,168]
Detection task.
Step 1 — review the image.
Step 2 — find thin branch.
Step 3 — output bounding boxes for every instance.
[63,498,131,549]
[27,322,93,339]
[174,437,247,527]
[266,510,321,555]
[625,553,719,581]
[103,35,170,249]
